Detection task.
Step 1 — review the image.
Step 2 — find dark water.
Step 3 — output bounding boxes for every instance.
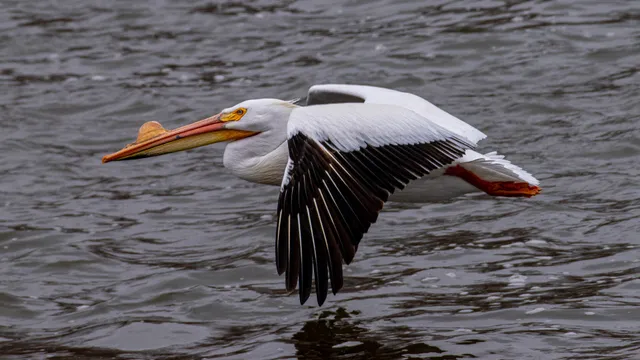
[1,1,640,359]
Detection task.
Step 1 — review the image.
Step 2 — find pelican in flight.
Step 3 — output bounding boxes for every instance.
[103,84,540,306]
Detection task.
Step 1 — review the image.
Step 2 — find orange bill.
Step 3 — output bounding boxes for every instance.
[102,114,256,163]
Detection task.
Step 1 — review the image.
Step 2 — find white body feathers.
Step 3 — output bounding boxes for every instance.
[221,84,539,201]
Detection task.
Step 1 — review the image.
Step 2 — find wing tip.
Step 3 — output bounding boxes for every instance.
[331,276,344,296]
[299,289,311,305]
[316,289,327,306]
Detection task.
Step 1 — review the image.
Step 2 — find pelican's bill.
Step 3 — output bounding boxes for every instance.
[102,116,257,163]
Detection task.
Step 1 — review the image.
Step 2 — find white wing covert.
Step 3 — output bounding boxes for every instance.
[306,84,487,144]
[275,103,477,305]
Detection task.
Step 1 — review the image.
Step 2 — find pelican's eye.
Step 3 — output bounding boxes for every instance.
[221,107,247,122]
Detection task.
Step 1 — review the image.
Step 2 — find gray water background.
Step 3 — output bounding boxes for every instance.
[1,1,640,359]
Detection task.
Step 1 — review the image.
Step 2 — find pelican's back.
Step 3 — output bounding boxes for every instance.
[305,84,487,144]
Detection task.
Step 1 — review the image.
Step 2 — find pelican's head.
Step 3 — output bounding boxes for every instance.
[102,99,295,163]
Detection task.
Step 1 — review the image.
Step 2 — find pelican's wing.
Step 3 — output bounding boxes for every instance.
[305,84,487,144]
[276,103,477,305]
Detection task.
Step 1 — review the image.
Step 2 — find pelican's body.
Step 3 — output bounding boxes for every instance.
[221,102,532,202]
[103,84,541,306]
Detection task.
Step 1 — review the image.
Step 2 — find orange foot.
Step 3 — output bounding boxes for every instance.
[444,165,541,198]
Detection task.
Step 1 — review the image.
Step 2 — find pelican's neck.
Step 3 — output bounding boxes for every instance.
[221,100,295,185]
[223,130,289,186]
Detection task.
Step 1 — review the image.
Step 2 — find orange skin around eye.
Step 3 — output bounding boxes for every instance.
[221,107,247,122]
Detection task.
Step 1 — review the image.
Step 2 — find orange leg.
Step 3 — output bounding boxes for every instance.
[444,165,541,198]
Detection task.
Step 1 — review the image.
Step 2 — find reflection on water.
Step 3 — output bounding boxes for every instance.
[291,308,474,359]
[1,0,640,359]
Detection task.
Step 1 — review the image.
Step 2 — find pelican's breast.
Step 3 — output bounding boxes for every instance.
[224,140,289,186]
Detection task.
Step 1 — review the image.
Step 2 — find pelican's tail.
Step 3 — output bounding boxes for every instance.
[445,151,541,197]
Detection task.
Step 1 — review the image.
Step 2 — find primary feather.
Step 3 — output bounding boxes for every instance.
[276,102,477,305]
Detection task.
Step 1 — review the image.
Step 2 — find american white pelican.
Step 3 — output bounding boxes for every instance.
[103,84,540,306]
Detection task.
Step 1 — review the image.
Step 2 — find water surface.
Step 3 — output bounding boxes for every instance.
[1,1,640,359]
